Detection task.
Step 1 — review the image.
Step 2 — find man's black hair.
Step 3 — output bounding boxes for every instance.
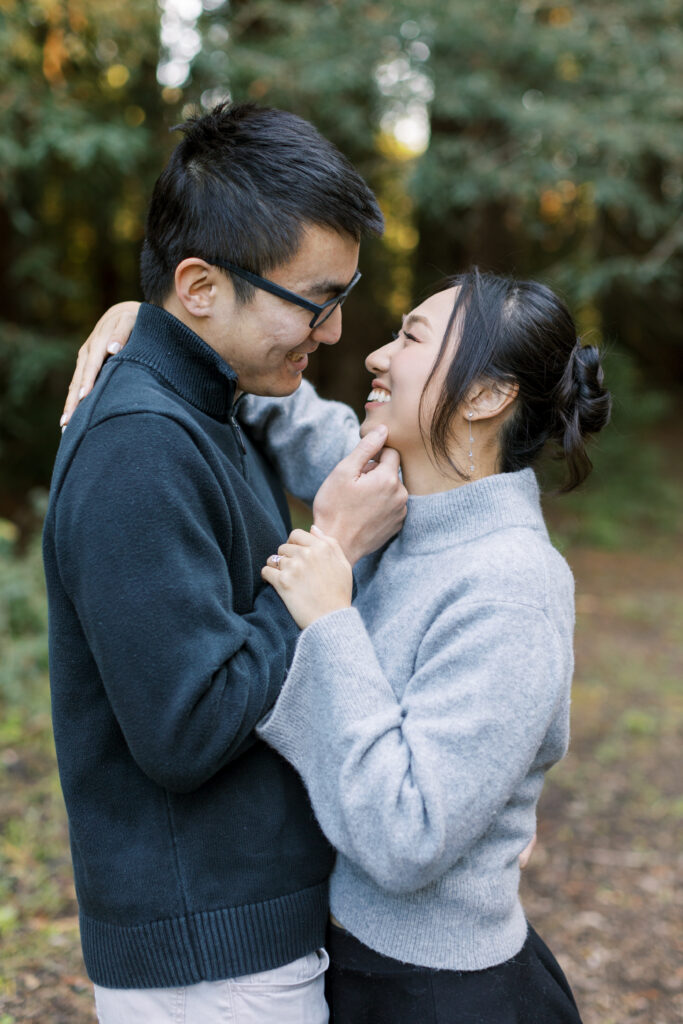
[140,102,384,303]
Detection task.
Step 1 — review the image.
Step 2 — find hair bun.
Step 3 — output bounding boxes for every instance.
[552,341,612,490]
[570,343,612,436]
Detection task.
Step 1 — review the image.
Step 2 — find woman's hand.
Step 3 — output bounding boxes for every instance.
[519,833,537,869]
[262,526,353,630]
[61,301,140,428]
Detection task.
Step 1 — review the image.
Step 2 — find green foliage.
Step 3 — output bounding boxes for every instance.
[0,519,49,714]
[0,0,184,501]
[187,0,683,369]
[1,0,681,511]
[408,1,683,379]
[0,0,170,319]
[0,325,74,495]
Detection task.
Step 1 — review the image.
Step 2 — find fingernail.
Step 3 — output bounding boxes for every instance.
[310,524,323,536]
[78,387,86,399]
[59,414,67,427]
[61,424,67,434]
[107,342,122,355]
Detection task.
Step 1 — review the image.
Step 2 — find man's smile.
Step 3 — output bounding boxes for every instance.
[286,344,318,366]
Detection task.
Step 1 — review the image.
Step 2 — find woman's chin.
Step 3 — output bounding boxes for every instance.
[360,410,390,438]
[360,419,384,439]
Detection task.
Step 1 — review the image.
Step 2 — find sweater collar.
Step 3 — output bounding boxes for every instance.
[119,303,238,420]
[399,469,545,550]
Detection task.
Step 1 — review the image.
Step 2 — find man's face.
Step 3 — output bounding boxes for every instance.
[208,225,360,396]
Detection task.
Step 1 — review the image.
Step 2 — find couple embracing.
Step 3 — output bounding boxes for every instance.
[45,102,610,1024]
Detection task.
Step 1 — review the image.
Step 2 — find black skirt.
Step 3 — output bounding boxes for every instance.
[325,920,583,1024]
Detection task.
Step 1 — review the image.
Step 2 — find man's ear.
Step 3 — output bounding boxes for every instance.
[174,259,228,318]
[466,380,519,421]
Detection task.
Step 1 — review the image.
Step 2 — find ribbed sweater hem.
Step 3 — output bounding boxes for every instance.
[81,881,329,989]
[330,870,528,971]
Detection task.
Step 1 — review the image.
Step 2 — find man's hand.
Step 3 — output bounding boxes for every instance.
[313,426,408,565]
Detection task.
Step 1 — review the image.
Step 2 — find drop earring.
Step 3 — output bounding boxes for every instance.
[468,412,475,475]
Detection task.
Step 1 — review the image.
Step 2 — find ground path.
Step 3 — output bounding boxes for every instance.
[522,544,682,1024]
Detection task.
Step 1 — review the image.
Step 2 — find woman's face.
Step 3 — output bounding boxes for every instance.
[360,287,458,455]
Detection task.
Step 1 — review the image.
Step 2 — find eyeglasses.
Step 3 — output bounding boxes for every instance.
[212,259,361,328]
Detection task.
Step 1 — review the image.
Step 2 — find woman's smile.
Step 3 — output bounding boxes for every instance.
[365,381,392,406]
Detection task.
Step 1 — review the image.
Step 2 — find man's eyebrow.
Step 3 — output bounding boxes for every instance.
[402,313,432,330]
[302,274,357,299]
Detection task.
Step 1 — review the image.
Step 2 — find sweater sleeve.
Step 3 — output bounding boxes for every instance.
[257,600,570,894]
[238,379,360,505]
[55,413,300,793]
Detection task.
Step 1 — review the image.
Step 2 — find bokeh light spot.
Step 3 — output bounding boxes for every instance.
[106,64,130,89]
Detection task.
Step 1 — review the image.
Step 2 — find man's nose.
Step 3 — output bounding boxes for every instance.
[310,303,343,346]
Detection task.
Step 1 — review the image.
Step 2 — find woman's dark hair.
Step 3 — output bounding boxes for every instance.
[140,101,384,303]
[423,268,612,491]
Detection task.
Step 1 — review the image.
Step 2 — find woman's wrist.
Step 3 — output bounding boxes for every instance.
[299,599,352,630]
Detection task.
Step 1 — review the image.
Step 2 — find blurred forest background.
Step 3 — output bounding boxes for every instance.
[1,1,681,1022]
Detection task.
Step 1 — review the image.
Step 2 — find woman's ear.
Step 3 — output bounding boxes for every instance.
[174,258,226,319]
[467,380,519,421]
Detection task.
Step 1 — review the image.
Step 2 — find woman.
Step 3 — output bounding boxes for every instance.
[64,269,610,1022]
[255,271,611,1024]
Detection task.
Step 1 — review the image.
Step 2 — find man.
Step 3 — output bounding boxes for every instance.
[43,102,407,1023]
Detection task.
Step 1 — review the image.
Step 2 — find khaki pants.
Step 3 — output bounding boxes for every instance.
[94,948,329,1024]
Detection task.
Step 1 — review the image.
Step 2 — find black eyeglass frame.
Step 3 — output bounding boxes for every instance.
[212,259,361,328]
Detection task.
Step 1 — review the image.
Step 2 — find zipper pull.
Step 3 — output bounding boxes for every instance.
[231,413,247,454]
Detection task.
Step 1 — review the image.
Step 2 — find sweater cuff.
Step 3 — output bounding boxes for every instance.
[257,606,396,760]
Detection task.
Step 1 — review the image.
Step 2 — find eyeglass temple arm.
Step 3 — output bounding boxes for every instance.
[212,259,322,315]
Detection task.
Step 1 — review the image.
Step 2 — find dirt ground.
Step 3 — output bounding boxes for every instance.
[521,544,683,1024]
[1,540,681,1024]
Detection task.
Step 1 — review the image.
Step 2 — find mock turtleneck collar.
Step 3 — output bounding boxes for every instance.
[118,303,238,420]
[398,469,545,551]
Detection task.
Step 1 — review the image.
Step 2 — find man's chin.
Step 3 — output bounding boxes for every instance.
[247,375,304,399]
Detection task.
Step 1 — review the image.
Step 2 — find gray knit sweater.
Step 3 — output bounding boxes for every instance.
[242,383,575,971]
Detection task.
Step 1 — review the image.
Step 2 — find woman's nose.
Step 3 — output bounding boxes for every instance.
[365,341,392,374]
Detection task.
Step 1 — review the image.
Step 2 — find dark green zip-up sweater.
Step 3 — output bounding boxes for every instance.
[42,303,334,989]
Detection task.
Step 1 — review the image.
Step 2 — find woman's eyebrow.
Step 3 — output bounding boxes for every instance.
[402,313,432,331]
